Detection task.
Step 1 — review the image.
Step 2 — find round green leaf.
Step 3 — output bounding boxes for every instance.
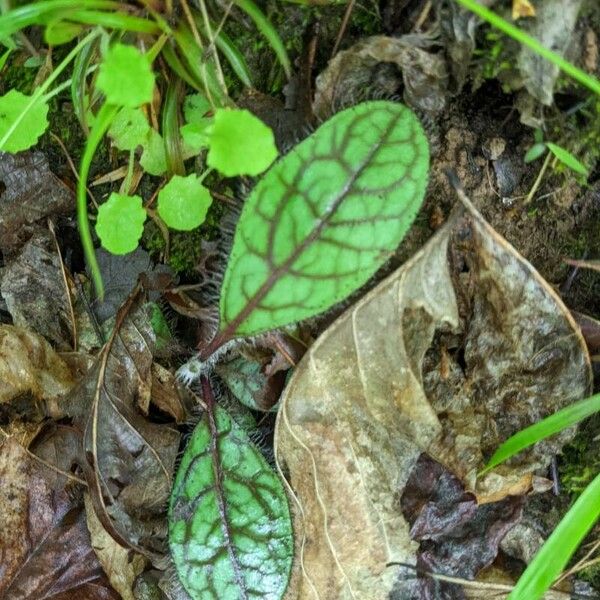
[169,405,293,600]
[158,174,212,231]
[96,43,155,108]
[44,20,83,45]
[95,193,147,255]
[218,101,429,337]
[184,93,211,124]
[140,129,167,176]
[0,90,49,153]
[207,108,278,177]
[108,107,150,151]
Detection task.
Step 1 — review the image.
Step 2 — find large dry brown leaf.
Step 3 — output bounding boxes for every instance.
[274,199,591,599]
[0,436,119,599]
[62,289,180,561]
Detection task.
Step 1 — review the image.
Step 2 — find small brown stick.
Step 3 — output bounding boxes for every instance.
[47,218,78,351]
[412,0,432,32]
[331,0,356,58]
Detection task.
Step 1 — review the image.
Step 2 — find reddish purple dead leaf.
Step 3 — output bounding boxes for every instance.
[0,436,119,600]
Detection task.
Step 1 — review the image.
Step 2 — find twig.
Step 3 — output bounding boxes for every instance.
[331,0,355,58]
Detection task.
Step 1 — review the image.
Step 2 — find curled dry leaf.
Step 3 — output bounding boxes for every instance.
[84,493,146,600]
[274,200,591,599]
[62,290,180,560]
[0,324,74,418]
[313,36,449,120]
[0,436,119,599]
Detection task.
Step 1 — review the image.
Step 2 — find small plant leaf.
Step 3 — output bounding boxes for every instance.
[546,142,588,176]
[157,174,212,231]
[0,89,49,152]
[140,129,167,176]
[218,101,429,338]
[169,403,293,600]
[523,142,546,163]
[183,93,212,124]
[44,19,83,46]
[108,107,150,151]
[96,43,155,108]
[181,122,210,153]
[95,193,147,255]
[207,108,278,176]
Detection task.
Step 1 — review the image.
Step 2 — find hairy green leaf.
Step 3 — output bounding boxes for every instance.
[217,100,429,339]
[96,43,154,108]
[0,90,49,152]
[158,174,212,231]
[108,107,150,151]
[546,142,588,176]
[95,193,147,255]
[207,108,278,177]
[169,402,293,600]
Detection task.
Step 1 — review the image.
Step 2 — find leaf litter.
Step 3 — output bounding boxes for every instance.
[274,195,591,599]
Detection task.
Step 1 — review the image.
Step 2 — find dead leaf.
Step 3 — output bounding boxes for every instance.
[62,289,180,560]
[149,362,190,422]
[313,35,449,120]
[0,151,73,254]
[275,199,591,599]
[517,0,584,105]
[0,436,119,599]
[0,324,74,419]
[84,493,147,600]
[1,229,75,350]
[512,0,535,19]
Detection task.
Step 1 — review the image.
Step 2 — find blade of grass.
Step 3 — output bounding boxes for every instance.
[455,0,600,98]
[162,78,185,177]
[233,0,291,79]
[71,35,97,134]
[508,473,600,600]
[65,9,160,33]
[481,393,600,474]
[0,0,117,37]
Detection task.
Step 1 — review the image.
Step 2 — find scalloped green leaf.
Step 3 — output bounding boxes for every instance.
[184,93,211,125]
[96,43,155,108]
[169,404,293,600]
[108,106,150,151]
[95,193,147,255]
[140,129,167,176]
[0,89,49,152]
[217,100,429,338]
[207,108,278,177]
[158,174,212,231]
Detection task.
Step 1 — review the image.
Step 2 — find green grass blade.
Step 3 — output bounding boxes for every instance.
[455,0,600,98]
[77,102,119,300]
[213,28,253,87]
[162,78,185,177]
[482,393,600,473]
[71,35,97,133]
[509,473,600,600]
[0,0,117,37]
[546,142,588,176]
[66,9,160,33]
[234,0,291,79]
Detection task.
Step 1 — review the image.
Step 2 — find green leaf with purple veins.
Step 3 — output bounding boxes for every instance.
[218,100,429,338]
[168,404,293,600]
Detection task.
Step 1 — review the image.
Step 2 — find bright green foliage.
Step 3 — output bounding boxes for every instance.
[0,89,49,152]
[157,174,212,231]
[169,405,293,600]
[95,193,147,255]
[184,93,211,125]
[96,43,155,108]
[44,19,83,45]
[482,393,600,473]
[207,108,278,177]
[218,101,429,337]
[508,473,600,600]
[108,107,150,151]
[140,129,167,176]
[546,142,588,176]
[524,143,546,163]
